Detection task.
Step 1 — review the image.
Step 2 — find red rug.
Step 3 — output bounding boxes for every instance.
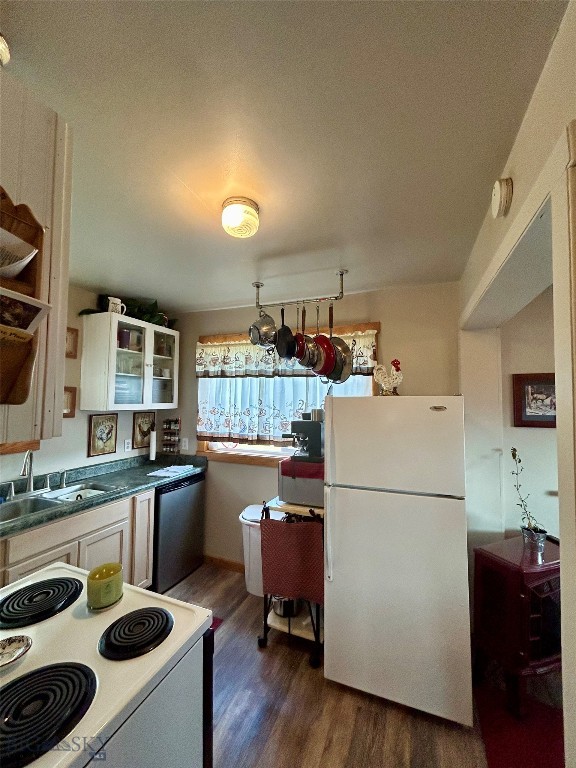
[475,684,564,768]
[210,616,223,631]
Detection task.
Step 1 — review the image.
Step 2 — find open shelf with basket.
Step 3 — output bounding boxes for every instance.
[0,187,48,406]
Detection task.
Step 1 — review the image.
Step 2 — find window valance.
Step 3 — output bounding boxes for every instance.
[195,328,378,378]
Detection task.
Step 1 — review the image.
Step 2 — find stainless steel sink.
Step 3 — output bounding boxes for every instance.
[42,482,119,500]
[0,496,64,523]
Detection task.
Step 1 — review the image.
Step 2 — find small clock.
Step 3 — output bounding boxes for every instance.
[491,178,513,219]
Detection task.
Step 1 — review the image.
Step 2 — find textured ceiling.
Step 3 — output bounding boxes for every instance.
[0,1,567,312]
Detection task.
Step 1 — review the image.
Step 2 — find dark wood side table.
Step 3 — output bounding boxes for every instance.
[473,536,561,717]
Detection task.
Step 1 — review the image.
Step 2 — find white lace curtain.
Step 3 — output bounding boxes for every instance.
[196,329,377,442]
[196,330,377,378]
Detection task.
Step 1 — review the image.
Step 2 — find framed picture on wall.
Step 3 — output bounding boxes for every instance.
[132,411,155,449]
[512,373,556,428]
[88,413,118,456]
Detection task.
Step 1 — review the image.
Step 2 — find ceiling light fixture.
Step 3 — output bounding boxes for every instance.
[222,197,259,238]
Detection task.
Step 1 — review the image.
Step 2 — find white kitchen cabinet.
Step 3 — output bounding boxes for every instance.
[80,313,179,411]
[0,71,72,448]
[0,492,153,587]
[131,490,155,588]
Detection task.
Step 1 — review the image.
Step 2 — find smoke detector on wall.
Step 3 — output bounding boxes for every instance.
[0,34,10,67]
[491,178,513,218]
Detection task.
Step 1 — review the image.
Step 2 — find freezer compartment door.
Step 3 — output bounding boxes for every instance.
[324,396,465,497]
[324,486,472,726]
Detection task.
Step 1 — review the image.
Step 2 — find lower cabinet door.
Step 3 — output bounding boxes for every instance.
[6,542,79,584]
[132,491,155,588]
[78,520,131,573]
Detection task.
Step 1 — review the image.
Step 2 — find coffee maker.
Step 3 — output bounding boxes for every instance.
[279,412,325,506]
[282,412,324,463]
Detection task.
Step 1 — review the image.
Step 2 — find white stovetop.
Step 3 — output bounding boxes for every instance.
[0,563,212,768]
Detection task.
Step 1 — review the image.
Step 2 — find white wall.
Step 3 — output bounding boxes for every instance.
[459,328,504,554]
[456,7,575,761]
[176,281,461,562]
[460,2,576,314]
[205,464,278,565]
[500,286,558,536]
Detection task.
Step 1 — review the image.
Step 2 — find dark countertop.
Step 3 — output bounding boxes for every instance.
[0,455,207,539]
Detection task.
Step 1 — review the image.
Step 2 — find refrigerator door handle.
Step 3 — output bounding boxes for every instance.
[324,485,333,581]
[324,396,334,486]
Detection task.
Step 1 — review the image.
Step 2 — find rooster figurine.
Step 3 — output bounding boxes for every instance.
[138,417,155,441]
[373,358,403,395]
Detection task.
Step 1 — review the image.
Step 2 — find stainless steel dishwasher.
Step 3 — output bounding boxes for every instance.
[152,471,205,593]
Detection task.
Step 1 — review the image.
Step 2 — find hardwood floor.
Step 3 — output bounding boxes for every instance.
[168,563,488,768]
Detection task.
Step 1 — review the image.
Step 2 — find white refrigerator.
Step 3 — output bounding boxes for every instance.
[323,395,473,727]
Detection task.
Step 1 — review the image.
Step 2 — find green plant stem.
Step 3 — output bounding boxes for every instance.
[511,447,542,531]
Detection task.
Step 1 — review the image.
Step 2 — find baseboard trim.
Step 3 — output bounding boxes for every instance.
[204,555,244,573]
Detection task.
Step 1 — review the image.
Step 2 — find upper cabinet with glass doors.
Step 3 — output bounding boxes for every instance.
[80,313,179,411]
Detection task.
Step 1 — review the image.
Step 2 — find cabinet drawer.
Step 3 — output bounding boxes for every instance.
[5,542,79,584]
[6,498,132,565]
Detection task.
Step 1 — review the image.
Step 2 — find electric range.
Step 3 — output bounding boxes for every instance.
[0,563,212,768]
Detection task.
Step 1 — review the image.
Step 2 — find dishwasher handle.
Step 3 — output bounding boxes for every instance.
[156,472,205,495]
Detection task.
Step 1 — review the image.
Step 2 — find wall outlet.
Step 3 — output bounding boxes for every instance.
[181,437,189,450]
[124,439,132,451]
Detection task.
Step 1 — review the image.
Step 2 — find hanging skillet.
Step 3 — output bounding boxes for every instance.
[315,303,352,384]
[313,304,336,377]
[275,307,297,360]
[328,336,353,383]
[293,306,306,361]
[299,306,318,369]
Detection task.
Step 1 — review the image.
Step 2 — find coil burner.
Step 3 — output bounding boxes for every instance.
[0,578,82,629]
[98,606,174,660]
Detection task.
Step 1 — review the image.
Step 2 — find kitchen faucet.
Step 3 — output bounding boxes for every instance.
[20,450,34,493]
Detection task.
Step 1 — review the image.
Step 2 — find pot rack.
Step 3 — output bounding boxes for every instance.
[252,269,348,311]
